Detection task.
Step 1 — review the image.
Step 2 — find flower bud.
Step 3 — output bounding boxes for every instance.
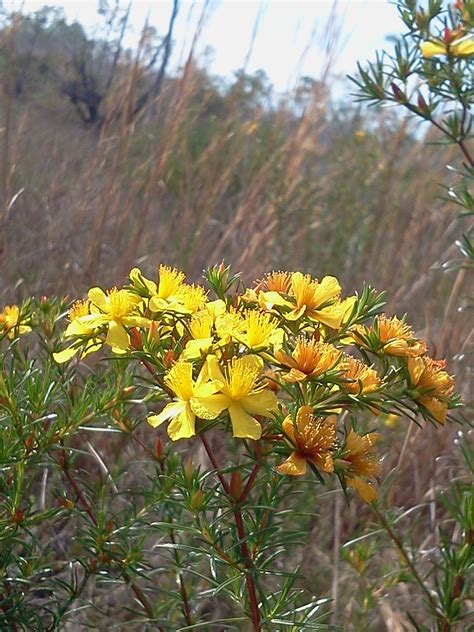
[129,327,142,350]
[183,458,194,485]
[444,27,453,44]
[391,82,406,103]
[190,489,204,512]
[155,437,164,460]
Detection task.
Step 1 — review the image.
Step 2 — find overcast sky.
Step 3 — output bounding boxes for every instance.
[11,0,401,91]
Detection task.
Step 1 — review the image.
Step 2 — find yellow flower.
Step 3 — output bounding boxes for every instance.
[352,315,427,357]
[130,265,187,311]
[407,356,454,424]
[182,312,215,360]
[53,299,103,363]
[258,271,348,327]
[421,36,474,58]
[215,309,245,343]
[339,356,380,394]
[176,284,208,313]
[289,272,342,322]
[274,338,341,382]
[54,288,150,362]
[203,355,278,440]
[277,406,337,476]
[234,310,284,351]
[148,362,223,440]
[0,305,31,339]
[340,430,381,503]
[180,300,227,360]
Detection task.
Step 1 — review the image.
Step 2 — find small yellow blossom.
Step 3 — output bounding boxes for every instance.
[340,430,381,503]
[54,287,150,362]
[130,265,187,311]
[203,354,278,440]
[407,356,454,424]
[0,305,31,339]
[274,338,341,382]
[277,406,337,476]
[148,361,223,440]
[234,310,284,350]
[421,36,474,58]
[339,356,381,394]
[182,312,215,360]
[176,284,208,313]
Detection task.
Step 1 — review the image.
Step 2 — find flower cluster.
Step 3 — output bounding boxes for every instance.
[8,263,456,503]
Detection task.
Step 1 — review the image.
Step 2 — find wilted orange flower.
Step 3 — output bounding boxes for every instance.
[352,315,427,357]
[339,356,380,394]
[341,430,381,503]
[407,356,454,424]
[277,406,337,476]
[275,338,341,382]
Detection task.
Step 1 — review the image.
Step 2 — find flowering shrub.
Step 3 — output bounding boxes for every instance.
[0,263,460,629]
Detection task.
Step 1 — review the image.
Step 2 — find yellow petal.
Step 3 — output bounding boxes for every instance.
[105,321,130,350]
[167,403,196,440]
[191,393,228,420]
[346,477,378,503]
[53,345,80,363]
[451,37,474,56]
[407,356,424,386]
[277,452,307,476]
[240,389,278,417]
[420,41,447,57]
[206,354,227,383]
[228,403,262,440]
[419,396,447,425]
[88,287,107,307]
[129,267,157,294]
[281,417,297,444]
[181,337,215,360]
[148,401,185,427]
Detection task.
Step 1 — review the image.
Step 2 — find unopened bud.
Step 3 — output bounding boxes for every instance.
[444,27,452,44]
[122,386,135,397]
[417,92,429,114]
[11,509,24,524]
[155,437,164,460]
[129,327,142,350]
[163,349,175,368]
[183,458,194,485]
[391,82,406,103]
[218,260,226,275]
[148,321,160,343]
[229,471,243,500]
[190,489,204,512]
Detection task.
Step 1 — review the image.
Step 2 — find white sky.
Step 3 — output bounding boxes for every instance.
[11,0,401,91]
